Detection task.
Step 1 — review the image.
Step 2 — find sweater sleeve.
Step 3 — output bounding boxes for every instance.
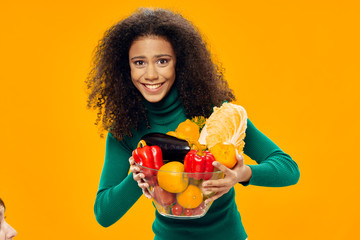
[94,132,142,227]
[241,118,300,187]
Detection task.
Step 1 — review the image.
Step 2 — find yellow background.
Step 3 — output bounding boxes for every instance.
[1,0,359,239]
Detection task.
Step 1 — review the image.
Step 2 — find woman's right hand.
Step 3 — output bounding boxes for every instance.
[129,156,152,199]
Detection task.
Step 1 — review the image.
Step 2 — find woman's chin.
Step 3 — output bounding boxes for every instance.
[144,94,165,103]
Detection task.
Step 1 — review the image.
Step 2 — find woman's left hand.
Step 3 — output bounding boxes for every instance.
[202,151,252,205]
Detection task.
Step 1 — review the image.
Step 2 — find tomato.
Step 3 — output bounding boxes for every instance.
[192,202,206,215]
[172,203,183,216]
[184,208,193,216]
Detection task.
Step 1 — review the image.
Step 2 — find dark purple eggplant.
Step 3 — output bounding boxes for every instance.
[140,132,191,163]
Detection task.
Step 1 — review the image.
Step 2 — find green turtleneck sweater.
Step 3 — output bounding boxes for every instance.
[94,87,300,240]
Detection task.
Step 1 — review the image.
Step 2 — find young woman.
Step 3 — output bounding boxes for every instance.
[86,8,300,240]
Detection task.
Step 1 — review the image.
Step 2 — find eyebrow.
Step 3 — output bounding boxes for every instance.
[130,54,173,60]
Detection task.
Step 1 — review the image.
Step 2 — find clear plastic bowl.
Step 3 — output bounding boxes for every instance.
[135,161,224,219]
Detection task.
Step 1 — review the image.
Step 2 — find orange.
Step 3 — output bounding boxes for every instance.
[210,142,237,169]
[157,162,189,193]
[176,184,203,209]
[175,119,200,142]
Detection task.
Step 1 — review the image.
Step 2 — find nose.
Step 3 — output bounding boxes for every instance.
[144,63,158,81]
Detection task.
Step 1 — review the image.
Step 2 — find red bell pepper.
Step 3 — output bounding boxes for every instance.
[132,140,164,178]
[184,149,215,180]
[151,145,163,170]
[203,151,215,180]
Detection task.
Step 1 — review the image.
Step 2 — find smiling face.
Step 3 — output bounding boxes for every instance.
[129,36,176,103]
[0,205,17,240]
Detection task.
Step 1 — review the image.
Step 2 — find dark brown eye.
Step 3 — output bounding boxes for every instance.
[135,60,145,65]
[157,59,168,64]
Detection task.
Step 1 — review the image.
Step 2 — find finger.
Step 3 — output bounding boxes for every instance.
[138,181,149,189]
[129,156,135,165]
[204,191,226,205]
[203,178,229,188]
[130,165,140,173]
[133,173,145,181]
[129,165,138,172]
[138,173,146,180]
[137,179,145,187]
[229,152,244,171]
[203,186,230,193]
[142,189,152,199]
[235,150,244,165]
[133,174,140,181]
[212,161,232,175]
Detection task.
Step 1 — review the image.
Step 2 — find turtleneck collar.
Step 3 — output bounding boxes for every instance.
[142,86,184,126]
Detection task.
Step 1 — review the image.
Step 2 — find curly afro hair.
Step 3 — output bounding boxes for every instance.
[86,8,235,141]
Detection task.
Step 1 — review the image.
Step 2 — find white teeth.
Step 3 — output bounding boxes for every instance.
[145,83,162,89]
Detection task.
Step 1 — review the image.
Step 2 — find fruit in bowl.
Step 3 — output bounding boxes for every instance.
[132,105,248,219]
[157,161,189,193]
[135,161,224,219]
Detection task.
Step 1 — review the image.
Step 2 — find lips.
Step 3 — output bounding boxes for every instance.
[143,83,164,90]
